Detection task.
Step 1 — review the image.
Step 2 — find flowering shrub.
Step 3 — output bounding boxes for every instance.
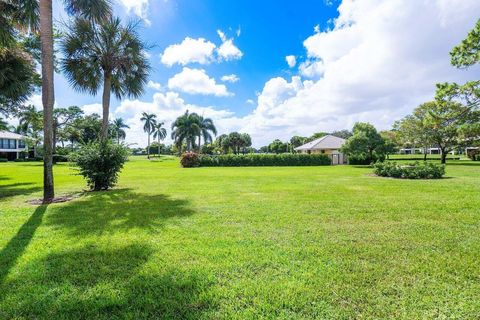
[373,161,445,179]
[180,152,201,167]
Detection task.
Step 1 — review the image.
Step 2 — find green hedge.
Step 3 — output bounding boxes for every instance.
[0,158,7,162]
[199,153,331,167]
[373,161,445,179]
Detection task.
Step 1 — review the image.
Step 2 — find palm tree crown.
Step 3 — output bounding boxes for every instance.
[171,110,202,152]
[111,117,129,143]
[61,16,150,140]
[197,115,217,150]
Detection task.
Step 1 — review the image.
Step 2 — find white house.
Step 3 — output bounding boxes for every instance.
[294,134,347,165]
[0,131,28,161]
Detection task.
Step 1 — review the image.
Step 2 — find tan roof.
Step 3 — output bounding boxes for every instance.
[0,130,27,140]
[294,134,346,151]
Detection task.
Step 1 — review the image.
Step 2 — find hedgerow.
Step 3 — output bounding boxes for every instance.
[198,153,331,167]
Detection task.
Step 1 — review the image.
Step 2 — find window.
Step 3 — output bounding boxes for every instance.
[9,139,16,149]
[0,139,5,149]
[18,140,25,148]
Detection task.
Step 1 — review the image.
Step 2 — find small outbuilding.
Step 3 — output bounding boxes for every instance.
[294,134,347,165]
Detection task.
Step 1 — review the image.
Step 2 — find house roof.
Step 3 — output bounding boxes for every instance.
[0,130,27,140]
[294,135,346,151]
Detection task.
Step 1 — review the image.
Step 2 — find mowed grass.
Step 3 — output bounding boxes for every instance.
[0,157,479,319]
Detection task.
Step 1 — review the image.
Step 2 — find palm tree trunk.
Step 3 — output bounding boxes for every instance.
[39,0,55,202]
[198,136,201,153]
[147,134,150,159]
[101,72,112,141]
[158,136,161,158]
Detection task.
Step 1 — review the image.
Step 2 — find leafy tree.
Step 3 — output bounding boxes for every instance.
[140,112,156,159]
[0,117,8,130]
[111,117,129,144]
[61,16,150,140]
[379,130,398,160]
[306,132,328,142]
[52,106,83,153]
[153,121,167,157]
[220,132,252,154]
[268,139,288,154]
[290,136,307,149]
[450,18,480,68]
[331,129,353,139]
[197,115,217,151]
[215,134,229,154]
[239,133,252,154]
[171,111,201,152]
[340,122,386,163]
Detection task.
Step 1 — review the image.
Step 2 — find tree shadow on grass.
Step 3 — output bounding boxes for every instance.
[0,175,42,200]
[0,243,216,319]
[46,188,195,236]
[0,205,47,286]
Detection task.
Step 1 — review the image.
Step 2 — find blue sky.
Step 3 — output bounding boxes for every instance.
[40,0,480,147]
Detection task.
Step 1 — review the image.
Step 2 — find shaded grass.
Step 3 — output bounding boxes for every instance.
[0,157,479,319]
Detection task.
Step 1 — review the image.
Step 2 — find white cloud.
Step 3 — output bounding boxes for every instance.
[246,99,255,105]
[168,67,232,96]
[113,91,238,147]
[118,0,151,25]
[216,29,243,61]
[221,74,240,83]
[285,55,296,68]
[235,0,480,146]
[147,80,163,91]
[160,37,216,66]
[81,103,103,116]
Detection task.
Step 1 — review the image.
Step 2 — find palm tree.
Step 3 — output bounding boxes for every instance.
[153,121,167,158]
[141,112,156,159]
[8,0,111,202]
[171,111,202,153]
[61,16,150,141]
[112,117,130,144]
[197,115,217,152]
[18,105,42,134]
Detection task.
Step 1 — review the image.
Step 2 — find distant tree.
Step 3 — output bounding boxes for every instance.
[239,133,252,154]
[140,112,156,159]
[379,130,398,160]
[197,115,217,152]
[331,129,353,139]
[340,122,386,163]
[306,132,329,142]
[171,110,201,152]
[61,17,150,141]
[215,134,229,154]
[112,117,130,144]
[268,139,288,154]
[52,106,83,153]
[290,136,307,149]
[18,104,43,134]
[153,121,167,157]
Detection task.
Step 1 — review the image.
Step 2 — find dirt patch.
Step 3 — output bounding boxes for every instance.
[27,194,79,205]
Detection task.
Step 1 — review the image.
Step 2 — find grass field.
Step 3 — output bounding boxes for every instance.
[0,157,479,319]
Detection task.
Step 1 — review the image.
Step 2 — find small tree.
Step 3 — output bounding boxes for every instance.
[153,121,167,157]
[340,122,386,164]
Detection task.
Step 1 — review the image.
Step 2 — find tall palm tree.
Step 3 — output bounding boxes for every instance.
[153,121,167,158]
[197,115,217,152]
[171,110,201,153]
[10,0,111,202]
[18,104,42,134]
[112,117,129,144]
[61,17,150,141]
[141,112,156,159]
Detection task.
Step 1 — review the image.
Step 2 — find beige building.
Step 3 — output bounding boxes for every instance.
[294,134,347,165]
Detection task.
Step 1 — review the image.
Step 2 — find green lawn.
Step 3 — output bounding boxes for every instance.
[0,157,479,319]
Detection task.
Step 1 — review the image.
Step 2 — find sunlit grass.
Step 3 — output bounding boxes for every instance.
[0,157,479,319]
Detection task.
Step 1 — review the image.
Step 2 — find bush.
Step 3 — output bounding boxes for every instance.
[70,141,129,191]
[180,152,201,168]
[14,158,25,162]
[53,155,69,163]
[198,153,331,167]
[0,158,7,162]
[347,154,384,165]
[373,161,445,179]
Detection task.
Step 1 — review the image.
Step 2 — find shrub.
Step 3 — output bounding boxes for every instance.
[180,152,201,168]
[70,141,129,191]
[373,161,445,179]
[0,158,7,162]
[14,158,25,162]
[53,155,69,163]
[198,153,331,167]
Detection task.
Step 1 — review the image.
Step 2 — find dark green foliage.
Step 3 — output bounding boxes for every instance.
[199,153,331,167]
[180,152,201,168]
[70,141,129,190]
[373,161,445,179]
[0,158,8,162]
